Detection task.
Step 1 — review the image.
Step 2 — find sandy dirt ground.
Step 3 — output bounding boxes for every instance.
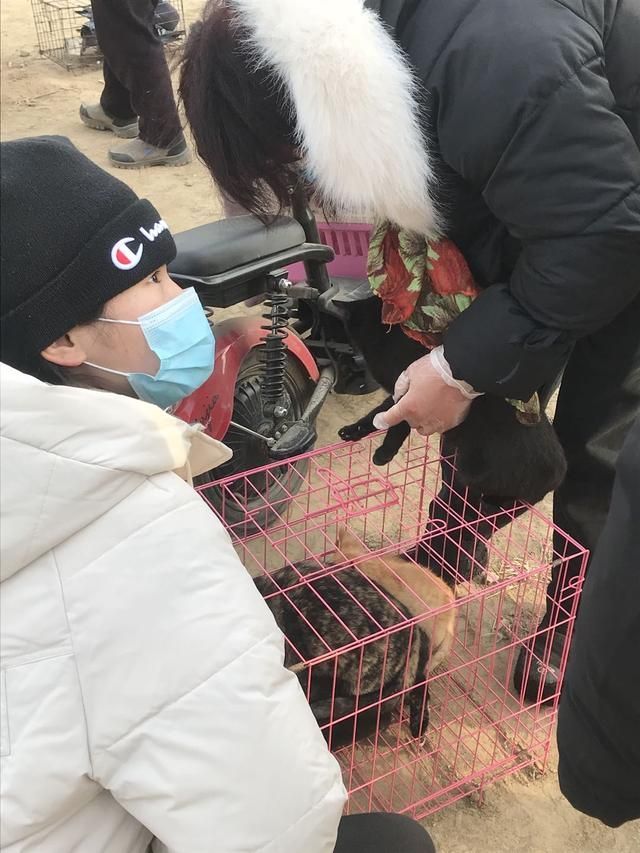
[2,1,638,850]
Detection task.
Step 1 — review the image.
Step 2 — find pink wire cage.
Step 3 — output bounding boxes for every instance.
[196,433,587,819]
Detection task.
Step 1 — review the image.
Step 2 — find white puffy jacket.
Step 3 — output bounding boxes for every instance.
[0,364,346,853]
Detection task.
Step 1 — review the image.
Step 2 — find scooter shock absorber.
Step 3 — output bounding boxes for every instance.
[260,287,290,411]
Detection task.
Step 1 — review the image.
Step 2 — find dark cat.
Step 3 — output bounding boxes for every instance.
[338,296,567,505]
[254,527,455,750]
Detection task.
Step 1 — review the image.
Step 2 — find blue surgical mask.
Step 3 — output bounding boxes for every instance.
[85,287,215,409]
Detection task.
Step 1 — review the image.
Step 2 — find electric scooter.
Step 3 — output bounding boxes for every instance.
[170,188,376,526]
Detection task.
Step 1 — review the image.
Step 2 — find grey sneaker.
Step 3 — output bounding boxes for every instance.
[80,103,139,138]
[108,135,192,169]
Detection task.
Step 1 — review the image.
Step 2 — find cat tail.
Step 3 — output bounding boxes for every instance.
[409,632,432,739]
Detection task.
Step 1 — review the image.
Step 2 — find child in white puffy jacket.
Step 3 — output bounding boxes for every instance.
[0,136,435,853]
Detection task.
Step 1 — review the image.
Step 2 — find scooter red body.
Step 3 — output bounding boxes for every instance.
[175,315,320,440]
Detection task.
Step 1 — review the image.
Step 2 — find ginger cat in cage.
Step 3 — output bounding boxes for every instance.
[254,526,455,750]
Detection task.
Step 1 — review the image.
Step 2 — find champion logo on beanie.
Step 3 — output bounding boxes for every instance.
[111,238,144,270]
[110,219,170,270]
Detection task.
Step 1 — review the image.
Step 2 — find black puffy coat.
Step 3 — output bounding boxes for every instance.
[371,0,640,400]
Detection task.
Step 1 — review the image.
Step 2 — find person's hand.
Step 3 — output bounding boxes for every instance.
[373,346,479,436]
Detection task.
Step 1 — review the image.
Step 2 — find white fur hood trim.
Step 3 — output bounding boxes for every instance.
[228,0,440,236]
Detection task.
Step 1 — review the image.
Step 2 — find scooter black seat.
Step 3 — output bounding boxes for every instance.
[170,215,306,277]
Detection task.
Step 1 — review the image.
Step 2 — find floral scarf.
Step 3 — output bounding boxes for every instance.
[367,222,540,424]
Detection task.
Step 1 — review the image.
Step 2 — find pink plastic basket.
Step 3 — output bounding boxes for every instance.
[288,222,372,282]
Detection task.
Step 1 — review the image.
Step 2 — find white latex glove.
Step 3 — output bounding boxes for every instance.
[373,346,481,436]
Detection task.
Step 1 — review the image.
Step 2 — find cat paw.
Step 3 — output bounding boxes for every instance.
[339,421,372,442]
[373,446,397,466]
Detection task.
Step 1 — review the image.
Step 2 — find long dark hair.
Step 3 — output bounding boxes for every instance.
[179,0,300,220]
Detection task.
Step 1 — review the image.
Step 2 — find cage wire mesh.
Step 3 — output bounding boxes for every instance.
[30,0,187,70]
[197,433,587,818]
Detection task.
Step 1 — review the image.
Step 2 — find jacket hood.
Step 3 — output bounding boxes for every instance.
[228,0,440,237]
[0,363,231,582]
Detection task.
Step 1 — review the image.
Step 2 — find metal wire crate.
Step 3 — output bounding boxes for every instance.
[197,433,587,819]
[30,0,186,70]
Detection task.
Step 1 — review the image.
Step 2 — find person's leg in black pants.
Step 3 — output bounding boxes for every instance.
[81,0,189,166]
[335,814,436,853]
[99,58,138,126]
[514,290,640,699]
[414,439,522,587]
[91,0,182,147]
[80,48,139,139]
[417,352,566,588]
[556,416,640,827]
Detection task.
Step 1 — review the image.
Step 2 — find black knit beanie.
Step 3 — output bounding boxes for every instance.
[0,135,177,373]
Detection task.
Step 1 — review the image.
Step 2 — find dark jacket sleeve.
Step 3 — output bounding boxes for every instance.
[556,417,640,828]
[441,49,640,399]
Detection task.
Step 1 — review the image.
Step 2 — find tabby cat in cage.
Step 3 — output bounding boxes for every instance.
[254,527,455,750]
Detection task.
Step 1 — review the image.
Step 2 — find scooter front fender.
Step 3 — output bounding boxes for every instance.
[175,316,320,440]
